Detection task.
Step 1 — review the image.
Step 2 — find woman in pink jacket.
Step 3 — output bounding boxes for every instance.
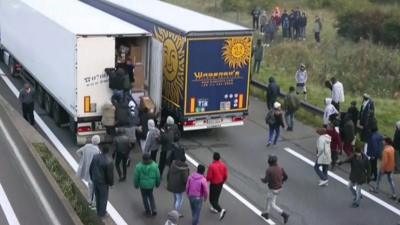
[186,164,208,225]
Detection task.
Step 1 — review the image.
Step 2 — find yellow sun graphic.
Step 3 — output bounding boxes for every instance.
[222,37,252,69]
[154,27,186,106]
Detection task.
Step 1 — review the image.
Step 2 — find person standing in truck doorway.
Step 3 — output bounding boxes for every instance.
[18,83,35,126]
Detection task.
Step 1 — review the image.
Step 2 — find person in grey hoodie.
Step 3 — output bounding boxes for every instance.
[76,135,101,208]
[167,155,190,216]
[18,83,35,125]
[144,119,160,161]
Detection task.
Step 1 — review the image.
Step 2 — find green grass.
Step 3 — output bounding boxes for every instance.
[163,0,400,137]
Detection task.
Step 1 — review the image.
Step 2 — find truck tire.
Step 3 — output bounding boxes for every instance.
[52,101,63,125]
[43,92,53,115]
[36,86,45,108]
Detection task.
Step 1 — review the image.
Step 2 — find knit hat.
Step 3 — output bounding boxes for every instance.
[167,210,179,224]
[166,116,175,125]
[91,135,100,145]
[273,102,281,109]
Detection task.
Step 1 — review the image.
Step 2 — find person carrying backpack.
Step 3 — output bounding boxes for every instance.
[143,119,160,161]
[266,102,285,147]
[159,116,181,178]
[283,86,300,131]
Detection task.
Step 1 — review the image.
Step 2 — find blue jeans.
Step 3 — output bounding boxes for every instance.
[268,124,280,144]
[189,197,203,225]
[314,162,328,181]
[174,192,184,212]
[348,182,362,205]
[284,111,294,129]
[376,171,396,196]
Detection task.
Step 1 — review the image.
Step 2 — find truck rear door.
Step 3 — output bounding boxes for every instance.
[149,38,163,116]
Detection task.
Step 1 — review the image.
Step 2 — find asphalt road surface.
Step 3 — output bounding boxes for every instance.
[0,88,75,224]
[1,65,399,225]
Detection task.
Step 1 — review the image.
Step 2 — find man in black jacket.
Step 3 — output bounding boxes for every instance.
[113,130,132,181]
[266,77,280,110]
[90,145,114,217]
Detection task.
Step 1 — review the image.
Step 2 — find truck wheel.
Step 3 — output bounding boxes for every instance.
[36,86,44,108]
[43,92,53,116]
[52,101,63,125]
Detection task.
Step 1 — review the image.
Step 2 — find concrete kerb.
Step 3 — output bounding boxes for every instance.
[0,94,114,225]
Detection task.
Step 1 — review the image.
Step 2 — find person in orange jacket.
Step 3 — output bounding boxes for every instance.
[206,152,228,220]
[371,137,396,199]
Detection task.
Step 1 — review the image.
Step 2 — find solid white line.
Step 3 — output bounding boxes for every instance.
[0,118,62,225]
[0,183,21,225]
[284,147,400,216]
[185,154,276,225]
[0,74,128,225]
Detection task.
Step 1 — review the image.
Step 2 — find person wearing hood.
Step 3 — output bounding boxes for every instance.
[323,98,338,127]
[76,135,101,209]
[134,153,160,216]
[367,127,383,181]
[266,77,280,110]
[143,119,160,161]
[338,147,370,208]
[159,116,181,178]
[394,121,400,172]
[314,128,332,186]
[165,210,180,225]
[186,164,208,225]
[260,155,289,224]
[167,155,189,216]
[359,93,375,142]
[295,63,308,101]
[266,102,285,146]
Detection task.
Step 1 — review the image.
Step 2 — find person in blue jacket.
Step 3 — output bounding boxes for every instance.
[367,127,383,181]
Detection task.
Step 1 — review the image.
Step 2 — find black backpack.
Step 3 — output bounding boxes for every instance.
[265,110,276,125]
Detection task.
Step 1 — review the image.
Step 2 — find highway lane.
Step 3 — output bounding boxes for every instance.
[0,96,75,225]
[1,67,399,224]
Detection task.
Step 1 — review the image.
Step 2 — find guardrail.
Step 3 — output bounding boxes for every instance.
[250,79,324,115]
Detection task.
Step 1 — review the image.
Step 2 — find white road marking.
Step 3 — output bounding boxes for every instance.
[284,147,400,216]
[185,154,276,225]
[0,118,62,225]
[0,74,128,225]
[0,183,21,225]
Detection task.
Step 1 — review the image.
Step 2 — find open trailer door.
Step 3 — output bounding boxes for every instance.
[149,38,163,117]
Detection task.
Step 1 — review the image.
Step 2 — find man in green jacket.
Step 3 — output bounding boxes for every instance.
[134,153,160,216]
[283,86,300,131]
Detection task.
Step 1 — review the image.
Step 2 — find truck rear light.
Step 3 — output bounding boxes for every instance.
[77,126,92,133]
[184,120,196,126]
[84,96,91,113]
[232,117,243,122]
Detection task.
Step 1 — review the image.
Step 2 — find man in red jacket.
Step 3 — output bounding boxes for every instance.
[206,152,228,220]
[326,125,342,170]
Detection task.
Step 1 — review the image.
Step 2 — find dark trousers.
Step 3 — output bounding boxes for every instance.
[370,157,378,180]
[159,150,167,177]
[22,102,35,125]
[94,183,109,217]
[115,152,128,179]
[332,101,340,112]
[209,183,223,212]
[314,163,329,181]
[268,124,281,145]
[253,17,259,29]
[140,188,156,214]
[331,151,338,169]
[253,60,261,74]
[150,150,158,162]
[314,32,320,43]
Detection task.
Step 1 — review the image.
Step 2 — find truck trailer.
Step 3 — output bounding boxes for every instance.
[81,0,254,131]
[0,0,163,144]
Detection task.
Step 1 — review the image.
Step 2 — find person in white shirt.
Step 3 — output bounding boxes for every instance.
[295,63,308,100]
[330,77,344,111]
[323,98,338,127]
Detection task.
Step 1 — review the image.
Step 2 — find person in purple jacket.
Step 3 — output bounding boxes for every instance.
[186,164,208,225]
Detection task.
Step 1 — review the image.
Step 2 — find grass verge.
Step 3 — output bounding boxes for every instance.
[34,143,99,225]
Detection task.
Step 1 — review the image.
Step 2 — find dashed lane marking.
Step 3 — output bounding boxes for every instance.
[0,183,21,225]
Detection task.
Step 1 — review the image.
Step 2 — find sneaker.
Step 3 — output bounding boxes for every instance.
[351,202,359,208]
[369,187,378,193]
[281,212,289,224]
[210,207,218,214]
[219,209,226,220]
[151,211,157,216]
[318,180,328,186]
[390,195,397,200]
[261,212,269,220]
[266,142,271,147]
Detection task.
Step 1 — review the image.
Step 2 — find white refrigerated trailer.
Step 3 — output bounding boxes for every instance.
[0,0,163,144]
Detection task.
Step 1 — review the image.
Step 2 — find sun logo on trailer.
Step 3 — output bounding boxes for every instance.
[154,27,186,106]
[222,37,252,69]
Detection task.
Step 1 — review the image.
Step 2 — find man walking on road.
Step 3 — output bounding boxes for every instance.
[76,135,101,209]
[266,77,280,110]
[283,86,300,131]
[314,128,331,186]
[113,129,132,181]
[331,77,345,111]
[18,83,35,126]
[266,102,285,146]
[134,153,160,216]
[207,152,228,220]
[89,145,114,218]
[186,164,208,225]
[167,155,189,216]
[261,155,290,224]
[367,127,383,181]
[338,147,370,208]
